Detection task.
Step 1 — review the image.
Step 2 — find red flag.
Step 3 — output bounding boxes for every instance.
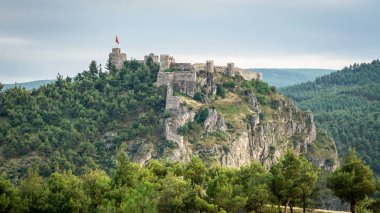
[115,36,119,45]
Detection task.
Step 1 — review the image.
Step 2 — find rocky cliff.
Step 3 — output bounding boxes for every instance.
[126,70,339,172]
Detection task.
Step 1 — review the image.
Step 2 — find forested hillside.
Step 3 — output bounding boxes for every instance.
[0,58,379,212]
[280,60,380,174]
[0,59,167,178]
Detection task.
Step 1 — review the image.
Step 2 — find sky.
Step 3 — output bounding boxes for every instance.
[1,0,379,83]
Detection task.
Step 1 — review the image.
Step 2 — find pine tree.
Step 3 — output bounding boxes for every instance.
[327,149,375,213]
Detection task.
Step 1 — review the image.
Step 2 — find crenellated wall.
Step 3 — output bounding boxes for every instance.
[171,63,193,71]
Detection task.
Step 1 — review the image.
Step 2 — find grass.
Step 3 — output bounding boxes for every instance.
[179,95,204,110]
[212,92,252,128]
[307,129,337,163]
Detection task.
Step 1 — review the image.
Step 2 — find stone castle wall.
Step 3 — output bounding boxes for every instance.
[171,63,192,71]
[157,72,174,86]
[237,69,263,81]
[215,66,227,73]
[193,63,206,72]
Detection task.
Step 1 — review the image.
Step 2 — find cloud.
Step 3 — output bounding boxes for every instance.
[0,37,33,45]
[0,0,379,83]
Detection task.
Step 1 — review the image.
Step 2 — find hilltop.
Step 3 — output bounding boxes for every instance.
[0,48,338,179]
[280,60,380,174]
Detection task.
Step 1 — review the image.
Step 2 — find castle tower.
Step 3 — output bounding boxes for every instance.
[226,62,235,77]
[206,60,214,73]
[109,48,127,70]
[160,54,170,71]
[160,54,175,71]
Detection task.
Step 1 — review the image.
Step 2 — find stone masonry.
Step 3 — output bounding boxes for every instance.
[109,48,127,70]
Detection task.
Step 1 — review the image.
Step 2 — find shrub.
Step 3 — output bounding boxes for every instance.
[259,112,265,121]
[216,84,226,98]
[195,108,209,123]
[193,92,205,102]
[222,82,235,89]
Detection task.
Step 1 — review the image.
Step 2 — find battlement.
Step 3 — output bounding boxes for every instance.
[171,63,192,71]
[192,63,206,72]
[144,53,159,63]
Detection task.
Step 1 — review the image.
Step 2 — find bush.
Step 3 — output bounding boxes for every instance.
[178,124,190,135]
[259,112,265,121]
[222,82,235,89]
[256,95,268,105]
[193,92,205,102]
[195,108,209,123]
[270,100,280,109]
[216,84,226,98]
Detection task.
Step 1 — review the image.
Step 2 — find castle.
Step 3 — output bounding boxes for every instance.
[108,48,263,110]
[109,48,262,83]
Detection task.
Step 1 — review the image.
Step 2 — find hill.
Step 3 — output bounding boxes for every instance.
[2,80,55,91]
[0,54,356,212]
[280,60,380,174]
[249,68,334,87]
[0,56,338,179]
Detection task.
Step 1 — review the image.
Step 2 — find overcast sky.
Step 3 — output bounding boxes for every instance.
[1,0,379,83]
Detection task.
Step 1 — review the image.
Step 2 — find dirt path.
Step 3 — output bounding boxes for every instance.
[291,206,350,213]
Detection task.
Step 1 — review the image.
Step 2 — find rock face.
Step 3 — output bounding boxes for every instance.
[129,60,338,172]
[159,94,338,171]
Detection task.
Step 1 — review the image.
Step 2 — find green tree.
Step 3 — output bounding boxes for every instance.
[240,162,270,213]
[157,173,195,212]
[298,156,320,213]
[121,181,158,213]
[83,169,111,210]
[327,149,376,213]
[48,171,90,213]
[184,156,208,186]
[114,149,140,188]
[147,160,167,179]
[206,167,247,212]
[270,149,319,213]
[19,169,50,212]
[89,61,99,78]
[0,174,26,213]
